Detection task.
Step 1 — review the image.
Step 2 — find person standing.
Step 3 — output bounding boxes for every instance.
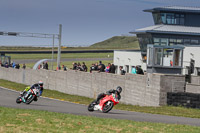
[136,66,144,75]
[109,63,115,74]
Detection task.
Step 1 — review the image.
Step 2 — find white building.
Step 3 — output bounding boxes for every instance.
[113,50,146,74]
[114,46,200,76]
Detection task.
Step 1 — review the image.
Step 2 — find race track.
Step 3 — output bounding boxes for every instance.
[0,87,200,126]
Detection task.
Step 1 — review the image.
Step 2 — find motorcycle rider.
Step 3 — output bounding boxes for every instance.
[93,86,122,104]
[22,81,44,102]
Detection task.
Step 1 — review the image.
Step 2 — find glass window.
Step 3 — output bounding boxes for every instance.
[153,13,162,24]
[163,49,173,66]
[161,13,166,24]
[174,49,182,67]
[161,38,168,46]
[160,13,184,25]
[191,39,198,45]
[153,38,160,45]
[169,39,176,46]
[180,18,184,25]
[177,39,183,45]
[154,48,162,66]
[184,39,190,45]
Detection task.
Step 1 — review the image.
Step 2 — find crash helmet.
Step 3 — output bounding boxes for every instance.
[38,81,43,87]
[116,86,122,94]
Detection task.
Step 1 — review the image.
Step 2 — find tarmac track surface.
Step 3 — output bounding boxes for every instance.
[0,87,200,127]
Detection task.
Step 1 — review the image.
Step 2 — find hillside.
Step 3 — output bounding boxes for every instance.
[90,36,139,49]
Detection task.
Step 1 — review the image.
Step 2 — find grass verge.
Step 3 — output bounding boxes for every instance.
[8,53,113,60]
[1,79,200,118]
[0,106,200,133]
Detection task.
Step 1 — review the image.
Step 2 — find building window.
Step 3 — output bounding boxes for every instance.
[191,39,199,45]
[160,13,185,25]
[154,48,163,66]
[174,49,182,67]
[163,49,173,66]
[169,38,176,46]
[125,65,129,73]
[177,39,183,45]
[161,38,168,46]
[184,39,190,45]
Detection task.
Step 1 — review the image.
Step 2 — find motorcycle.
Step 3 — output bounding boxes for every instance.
[88,93,119,113]
[16,88,40,104]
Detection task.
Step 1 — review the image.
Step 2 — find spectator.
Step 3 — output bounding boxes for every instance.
[42,62,45,69]
[105,63,111,73]
[94,62,98,71]
[12,62,16,68]
[119,66,126,75]
[57,65,61,70]
[136,66,144,75]
[62,65,67,71]
[22,64,26,69]
[109,63,115,74]
[131,66,136,74]
[44,61,48,70]
[82,62,88,72]
[99,61,105,71]
[90,64,96,73]
[72,62,77,70]
[5,62,9,68]
[77,62,84,71]
[15,64,20,69]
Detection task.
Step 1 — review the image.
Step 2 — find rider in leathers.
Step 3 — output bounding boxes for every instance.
[22,81,44,102]
[94,86,122,104]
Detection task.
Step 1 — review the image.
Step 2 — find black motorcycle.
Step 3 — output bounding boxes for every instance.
[16,88,39,104]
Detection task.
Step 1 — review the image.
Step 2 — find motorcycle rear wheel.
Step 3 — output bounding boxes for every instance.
[102,101,114,113]
[88,100,96,112]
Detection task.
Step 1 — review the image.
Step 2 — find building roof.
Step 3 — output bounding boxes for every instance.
[130,25,200,36]
[144,6,200,13]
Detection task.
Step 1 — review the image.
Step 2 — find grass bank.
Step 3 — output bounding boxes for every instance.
[0,106,200,133]
[25,60,112,70]
[1,79,200,118]
[8,53,113,60]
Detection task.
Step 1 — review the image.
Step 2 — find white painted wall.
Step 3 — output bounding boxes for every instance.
[113,50,146,74]
[183,46,200,75]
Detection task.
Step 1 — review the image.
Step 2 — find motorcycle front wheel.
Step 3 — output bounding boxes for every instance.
[102,101,114,113]
[16,97,22,104]
[25,95,35,104]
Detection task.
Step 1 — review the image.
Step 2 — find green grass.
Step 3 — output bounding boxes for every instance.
[25,60,112,71]
[90,36,139,49]
[8,53,113,60]
[0,36,140,51]
[0,106,200,133]
[1,79,200,119]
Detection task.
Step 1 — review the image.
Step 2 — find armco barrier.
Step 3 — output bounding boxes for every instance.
[0,67,185,106]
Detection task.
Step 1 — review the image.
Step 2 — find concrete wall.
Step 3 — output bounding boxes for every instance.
[0,67,185,106]
[186,84,200,94]
[191,76,200,85]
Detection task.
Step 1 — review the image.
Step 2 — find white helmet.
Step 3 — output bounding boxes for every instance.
[38,81,43,86]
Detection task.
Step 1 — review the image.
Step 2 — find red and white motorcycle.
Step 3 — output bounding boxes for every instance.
[88,93,119,113]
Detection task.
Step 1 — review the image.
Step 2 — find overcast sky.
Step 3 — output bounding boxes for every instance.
[0,0,199,47]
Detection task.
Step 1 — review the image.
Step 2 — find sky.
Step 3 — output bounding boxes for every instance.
[0,0,199,47]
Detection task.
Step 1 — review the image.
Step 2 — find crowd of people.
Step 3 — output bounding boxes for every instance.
[119,65,144,75]
[38,61,49,70]
[1,60,144,75]
[89,61,116,73]
[0,61,26,69]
